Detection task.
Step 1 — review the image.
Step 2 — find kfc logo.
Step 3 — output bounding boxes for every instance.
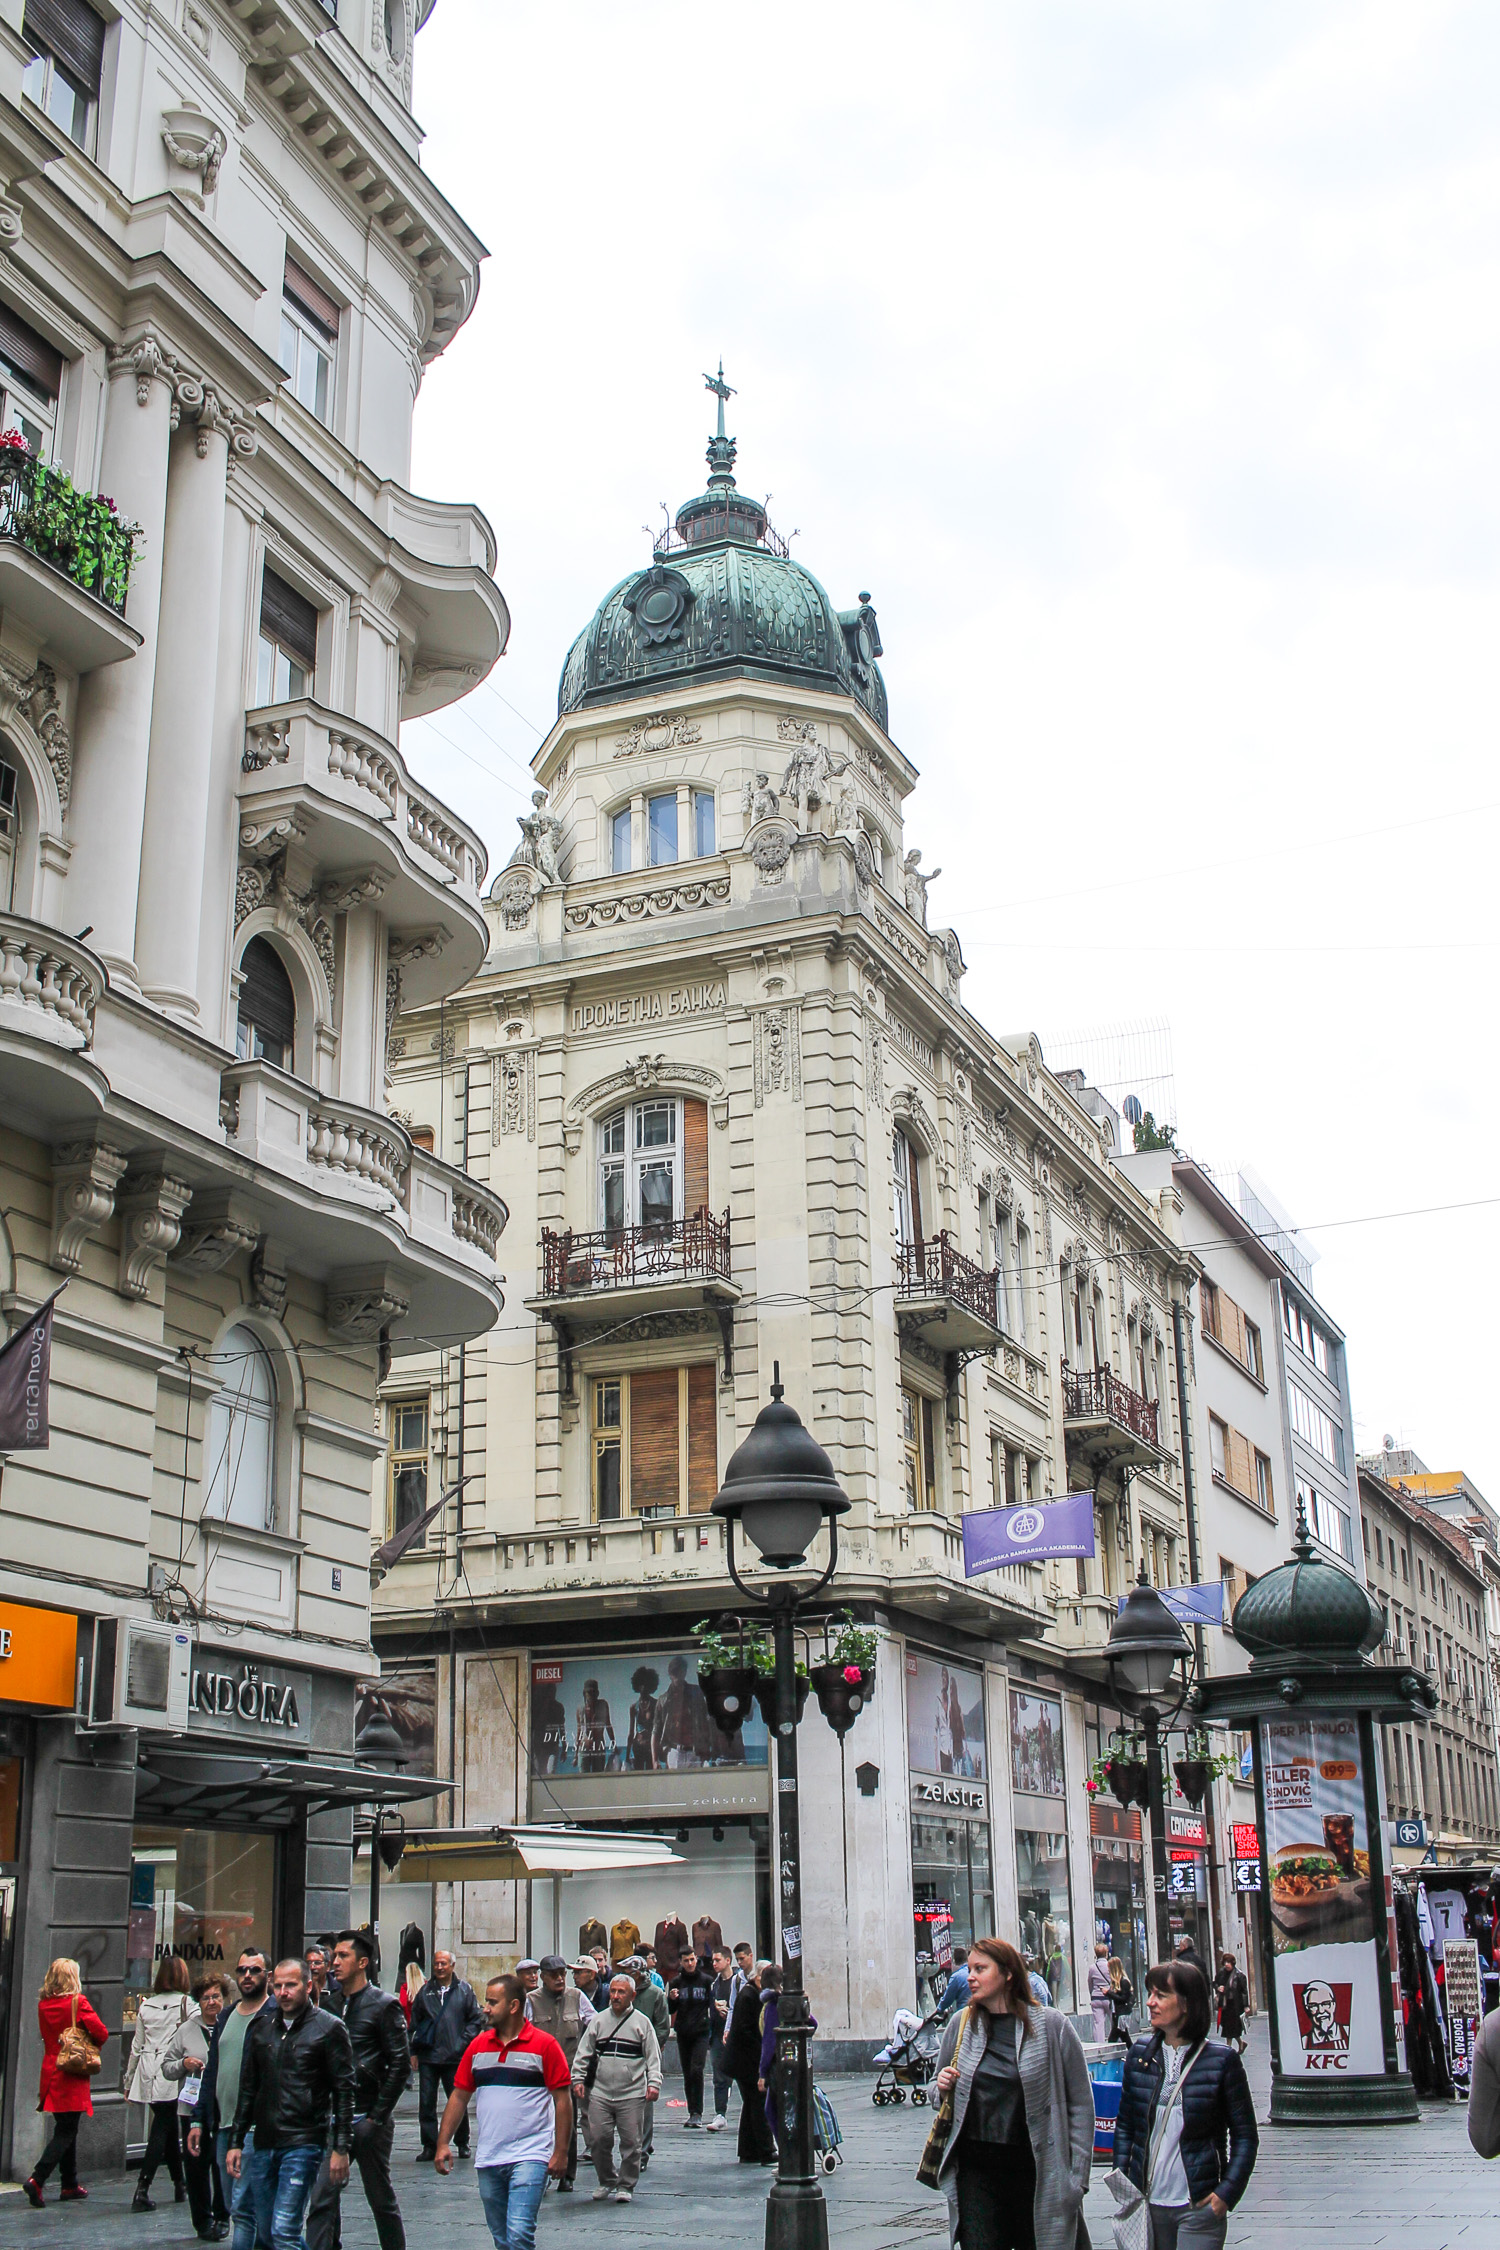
[1292,1979,1353,2069]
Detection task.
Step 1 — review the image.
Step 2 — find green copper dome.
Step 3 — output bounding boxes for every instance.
[1231,1508,1385,1666]
[557,372,889,729]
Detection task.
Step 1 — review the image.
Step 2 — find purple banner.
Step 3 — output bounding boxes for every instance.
[0,1288,62,1451]
[962,1492,1096,1575]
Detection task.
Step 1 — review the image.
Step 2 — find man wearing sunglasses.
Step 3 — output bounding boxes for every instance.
[188,1951,276,2250]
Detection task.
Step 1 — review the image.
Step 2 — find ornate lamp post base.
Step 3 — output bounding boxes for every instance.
[1270,2071,1418,2126]
[766,2181,831,2250]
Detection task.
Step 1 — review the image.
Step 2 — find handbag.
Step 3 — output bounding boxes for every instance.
[55,1994,102,2079]
[915,2086,955,2190]
[1105,2040,1206,2250]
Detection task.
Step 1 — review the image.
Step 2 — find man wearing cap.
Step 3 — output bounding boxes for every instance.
[515,1961,541,2016]
[625,1959,669,2170]
[528,1957,594,2192]
[571,1958,604,2013]
[305,1930,409,2250]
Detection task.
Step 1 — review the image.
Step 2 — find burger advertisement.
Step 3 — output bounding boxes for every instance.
[1261,1712,1386,2076]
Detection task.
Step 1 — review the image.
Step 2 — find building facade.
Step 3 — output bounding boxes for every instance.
[372,399,1215,2046]
[0,0,505,2174]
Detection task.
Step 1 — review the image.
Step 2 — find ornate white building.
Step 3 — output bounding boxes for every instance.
[0,0,504,2172]
[373,390,1207,2049]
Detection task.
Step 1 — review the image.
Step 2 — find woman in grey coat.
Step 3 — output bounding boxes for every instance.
[930,1936,1093,2250]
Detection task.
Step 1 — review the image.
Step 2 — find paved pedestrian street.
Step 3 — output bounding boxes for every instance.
[5,2025,1489,2250]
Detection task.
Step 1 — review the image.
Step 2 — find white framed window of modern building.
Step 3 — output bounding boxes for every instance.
[203,1324,278,1529]
[1255,1449,1274,1515]
[599,1097,680,1232]
[1289,1382,1343,1470]
[1242,1318,1263,1382]
[611,805,632,874]
[21,0,104,152]
[279,256,339,425]
[1298,1477,1352,1565]
[647,791,677,866]
[693,788,716,857]
[1209,1414,1228,1482]
[256,566,318,706]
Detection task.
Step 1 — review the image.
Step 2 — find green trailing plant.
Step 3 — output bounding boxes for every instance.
[828,1613,878,1681]
[690,1619,805,1679]
[0,435,140,609]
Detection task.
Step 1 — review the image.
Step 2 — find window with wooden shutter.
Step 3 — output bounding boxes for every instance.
[1224,1426,1255,1501]
[683,1098,709,1217]
[257,566,318,704]
[686,1363,717,1513]
[627,1366,679,1517]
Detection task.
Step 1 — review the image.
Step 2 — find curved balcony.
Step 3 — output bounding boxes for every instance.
[1061,1361,1162,1472]
[528,1209,740,1378]
[0,911,110,1134]
[238,700,489,998]
[895,1232,1001,1353]
[375,484,510,720]
[220,1059,508,1344]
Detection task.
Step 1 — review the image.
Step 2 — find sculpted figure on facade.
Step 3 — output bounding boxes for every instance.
[508,788,564,886]
[903,847,940,926]
[742,770,780,825]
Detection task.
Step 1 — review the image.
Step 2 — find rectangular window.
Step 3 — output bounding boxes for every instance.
[1209,1415,1227,1481]
[0,305,62,459]
[257,566,318,705]
[1242,1318,1262,1381]
[1401,1548,1409,1581]
[647,791,678,865]
[279,257,339,425]
[1255,1450,1274,1514]
[693,788,716,857]
[1375,1526,1384,1567]
[1300,1479,1351,1563]
[592,1365,716,1522]
[993,1209,1013,1334]
[902,1387,937,1511]
[387,1399,430,1543]
[1004,1447,1020,1508]
[611,805,632,874]
[1289,1382,1344,1469]
[1361,1516,1370,1556]
[21,0,104,151]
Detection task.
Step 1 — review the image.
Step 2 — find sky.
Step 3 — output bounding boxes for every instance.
[402,2,1500,1498]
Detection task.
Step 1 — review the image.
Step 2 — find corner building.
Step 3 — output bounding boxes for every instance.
[375,405,1203,2047]
[0,0,505,2175]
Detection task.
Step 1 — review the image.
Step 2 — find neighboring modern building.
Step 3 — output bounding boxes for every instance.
[0,0,505,2176]
[1358,1467,1500,1865]
[371,392,1213,2047]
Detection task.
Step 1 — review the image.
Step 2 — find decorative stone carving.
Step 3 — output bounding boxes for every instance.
[251,1241,288,1320]
[507,789,563,886]
[327,1267,409,1343]
[873,903,926,970]
[430,1027,457,1061]
[161,106,228,205]
[902,849,940,927]
[892,1085,934,1146]
[866,1022,884,1110]
[494,1048,535,1142]
[940,929,965,997]
[749,824,793,881]
[613,709,703,757]
[777,716,818,744]
[859,743,895,804]
[384,964,403,1074]
[564,875,729,930]
[778,737,847,824]
[620,563,695,649]
[491,869,535,930]
[607,1310,721,1345]
[49,1139,128,1274]
[21,665,70,817]
[388,929,450,971]
[319,870,387,914]
[753,1006,801,1108]
[109,331,173,407]
[0,656,33,727]
[173,1191,260,1277]
[193,386,235,456]
[182,2,213,56]
[117,1164,193,1300]
[741,772,780,825]
[242,720,291,773]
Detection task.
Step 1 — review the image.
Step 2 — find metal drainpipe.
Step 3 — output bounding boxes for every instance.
[1171,1292,1224,1962]
[447,1058,471,1867]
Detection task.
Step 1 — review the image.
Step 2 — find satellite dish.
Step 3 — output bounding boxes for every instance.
[1123,1095,1143,1127]
[1382,1433,1395,1452]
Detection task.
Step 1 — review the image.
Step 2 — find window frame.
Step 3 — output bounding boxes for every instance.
[693,787,716,858]
[387,1397,431,1544]
[902,1384,939,1512]
[647,790,678,867]
[202,1325,279,1532]
[597,1096,682,1233]
[278,286,337,427]
[589,1364,716,1522]
[611,804,632,874]
[20,45,95,154]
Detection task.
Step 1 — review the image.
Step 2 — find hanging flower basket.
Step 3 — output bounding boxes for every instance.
[1172,1757,1211,1809]
[698,1666,758,1735]
[809,1659,874,1740]
[1106,1757,1150,1811]
[753,1673,810,1731]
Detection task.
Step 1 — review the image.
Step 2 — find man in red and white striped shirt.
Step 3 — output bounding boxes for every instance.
[434,1975,571,2250]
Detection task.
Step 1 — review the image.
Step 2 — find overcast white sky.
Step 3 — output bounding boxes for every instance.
[404,2,1500,1499]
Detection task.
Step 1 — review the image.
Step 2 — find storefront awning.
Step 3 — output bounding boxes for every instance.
[133,1742,454,1828]
[388,1825,685,1884]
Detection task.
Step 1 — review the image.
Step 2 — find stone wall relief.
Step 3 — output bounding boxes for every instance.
[494,1047,536,1143]
[160,104,228,206]
[751,1002,802,1108]
[613,710,702,757]
[564,873,729,929]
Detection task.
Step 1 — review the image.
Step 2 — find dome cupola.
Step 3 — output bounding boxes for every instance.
[1231,1504,1385,1666]
[557,368,889,731]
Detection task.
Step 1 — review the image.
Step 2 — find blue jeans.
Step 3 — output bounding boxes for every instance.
[476,2161,550,2250]
[246,2141,323,2250]
[219,2128,263,2250]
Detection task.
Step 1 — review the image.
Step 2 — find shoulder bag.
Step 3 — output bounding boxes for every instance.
[915,2016,965,2191]
[1104,2040,1206,2250]
[56,1995,102,2079]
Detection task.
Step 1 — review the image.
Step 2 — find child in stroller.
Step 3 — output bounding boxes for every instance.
[872,2006,943,2105]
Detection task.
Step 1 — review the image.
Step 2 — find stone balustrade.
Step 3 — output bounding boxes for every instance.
[305,1095,410,1196]
[0,913,105,1050]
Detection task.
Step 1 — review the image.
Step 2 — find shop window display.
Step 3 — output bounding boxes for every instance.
[1016,1829,1074,2008]
[126,1826,278,2017]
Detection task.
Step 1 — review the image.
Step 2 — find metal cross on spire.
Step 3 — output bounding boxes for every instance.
[703,359,735,439]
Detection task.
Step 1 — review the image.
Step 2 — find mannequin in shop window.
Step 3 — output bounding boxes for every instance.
[654,1919,688,1985]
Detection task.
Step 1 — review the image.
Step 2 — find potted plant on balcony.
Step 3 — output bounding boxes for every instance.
[691,1622,758,1736]
[810,1614,878,1740]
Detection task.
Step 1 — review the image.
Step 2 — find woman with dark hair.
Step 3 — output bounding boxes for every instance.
[723,1962,775,2165]
[126,1953,193,2212]
[1213,1955,1248,2056]
[757,1964,782,2148]
[1112,1961,1258,2248]
[626,1667,660,1770]
[928,1935,1093,2250]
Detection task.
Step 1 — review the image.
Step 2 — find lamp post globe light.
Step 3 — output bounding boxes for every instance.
[1105,1564,1192,1962]
[711,1366,851,2250]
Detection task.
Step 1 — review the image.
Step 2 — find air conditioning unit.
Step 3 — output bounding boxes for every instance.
[89,1619,191,1731]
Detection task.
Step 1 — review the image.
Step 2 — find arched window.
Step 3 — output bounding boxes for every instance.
[235,936,296,1070]
[892,1127,922,1246]
[203,1324,277,1529]
[597,1097,709,1232]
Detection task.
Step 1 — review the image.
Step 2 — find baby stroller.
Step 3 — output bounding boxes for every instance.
[872,2006,944,2106]
[812,2083,843,2172]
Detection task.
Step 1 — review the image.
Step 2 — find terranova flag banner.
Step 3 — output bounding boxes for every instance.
[0,1287,63,1450]
[962,1492,1096,1576]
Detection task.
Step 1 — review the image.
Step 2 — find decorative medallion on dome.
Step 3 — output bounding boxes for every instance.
[622,561,694,647]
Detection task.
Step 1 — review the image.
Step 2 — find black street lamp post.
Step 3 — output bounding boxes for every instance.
[1105,1563,1193,1963]
[712,1367,850,2250]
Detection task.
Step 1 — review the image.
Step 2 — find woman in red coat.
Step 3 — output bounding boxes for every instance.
[24,1957,108,2206]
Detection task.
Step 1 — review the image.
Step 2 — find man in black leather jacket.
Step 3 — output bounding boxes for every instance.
[228,1959,353,2250]
[305,1931,410,2250]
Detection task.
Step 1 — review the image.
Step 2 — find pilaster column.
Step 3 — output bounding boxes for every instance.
[67,335,176,985]
[333,901,386,1109]
[196,467,261,1046]
[134,387,236,1015]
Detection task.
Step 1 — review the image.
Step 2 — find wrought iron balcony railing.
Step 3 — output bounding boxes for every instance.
[895,1232,999,1330]
[0,446,137,610]
[1061,1362,1160,1448]
[541,1208,732,1299]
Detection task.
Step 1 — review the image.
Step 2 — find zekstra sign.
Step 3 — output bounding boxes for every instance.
[188,1653,312,1744]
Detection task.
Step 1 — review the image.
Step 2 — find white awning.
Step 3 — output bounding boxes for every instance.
[392,1825,684,1885]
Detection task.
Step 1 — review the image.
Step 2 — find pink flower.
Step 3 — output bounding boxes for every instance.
[1085,1779,1098,1794]
[843,1664,862,1684]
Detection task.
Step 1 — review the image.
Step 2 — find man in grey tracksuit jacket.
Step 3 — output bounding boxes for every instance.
[570,1974,662,2201]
